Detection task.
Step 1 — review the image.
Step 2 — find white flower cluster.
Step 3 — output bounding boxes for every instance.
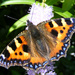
[28,3,54,25]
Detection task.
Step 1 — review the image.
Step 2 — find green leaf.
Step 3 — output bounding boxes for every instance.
[46,0,60,5]
[62,0,74,11]
[1,0,35,6]
[54,6,72,18]
[8,14,28,34]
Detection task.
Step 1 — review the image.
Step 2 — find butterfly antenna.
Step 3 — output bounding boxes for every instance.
[4,15,25,23]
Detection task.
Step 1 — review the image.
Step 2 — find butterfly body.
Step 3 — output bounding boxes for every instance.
[0,18,75,70]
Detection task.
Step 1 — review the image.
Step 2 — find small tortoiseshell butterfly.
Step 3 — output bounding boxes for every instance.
[0,18,75,70]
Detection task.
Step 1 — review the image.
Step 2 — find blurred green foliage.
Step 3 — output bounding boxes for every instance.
[0,0,75,75]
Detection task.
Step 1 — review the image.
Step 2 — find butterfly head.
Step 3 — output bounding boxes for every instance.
[27,20,34,27]
[27,20,41,39]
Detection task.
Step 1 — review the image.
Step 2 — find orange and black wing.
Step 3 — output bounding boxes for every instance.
[45,18,75,42]
[38,18,75,61]
[0,30,47,70]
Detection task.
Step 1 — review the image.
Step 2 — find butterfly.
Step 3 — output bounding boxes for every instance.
[0,18,75,71]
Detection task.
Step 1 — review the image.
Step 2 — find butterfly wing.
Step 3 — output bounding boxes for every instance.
[0,18,75,71]
[37,18,75,61]
[0,30,47,70]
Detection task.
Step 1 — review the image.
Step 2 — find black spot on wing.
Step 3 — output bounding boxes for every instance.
[3,48,10,58]
[49,22,53,27]
[9,40,16,51]
[19,52,22,55]
[55,19,63,26]
[15,52,17,55]
[51,29,58,37]
[22,45,29,52]
[63,27,65,30]
[60,30,63,33]
[17,37,22,43]
[65,18,71,25]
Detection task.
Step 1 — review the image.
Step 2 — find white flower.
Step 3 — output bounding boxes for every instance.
[27,60,57,75]
[46,71,56,75]
[70,52,75,57]
[28,3,54,25]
